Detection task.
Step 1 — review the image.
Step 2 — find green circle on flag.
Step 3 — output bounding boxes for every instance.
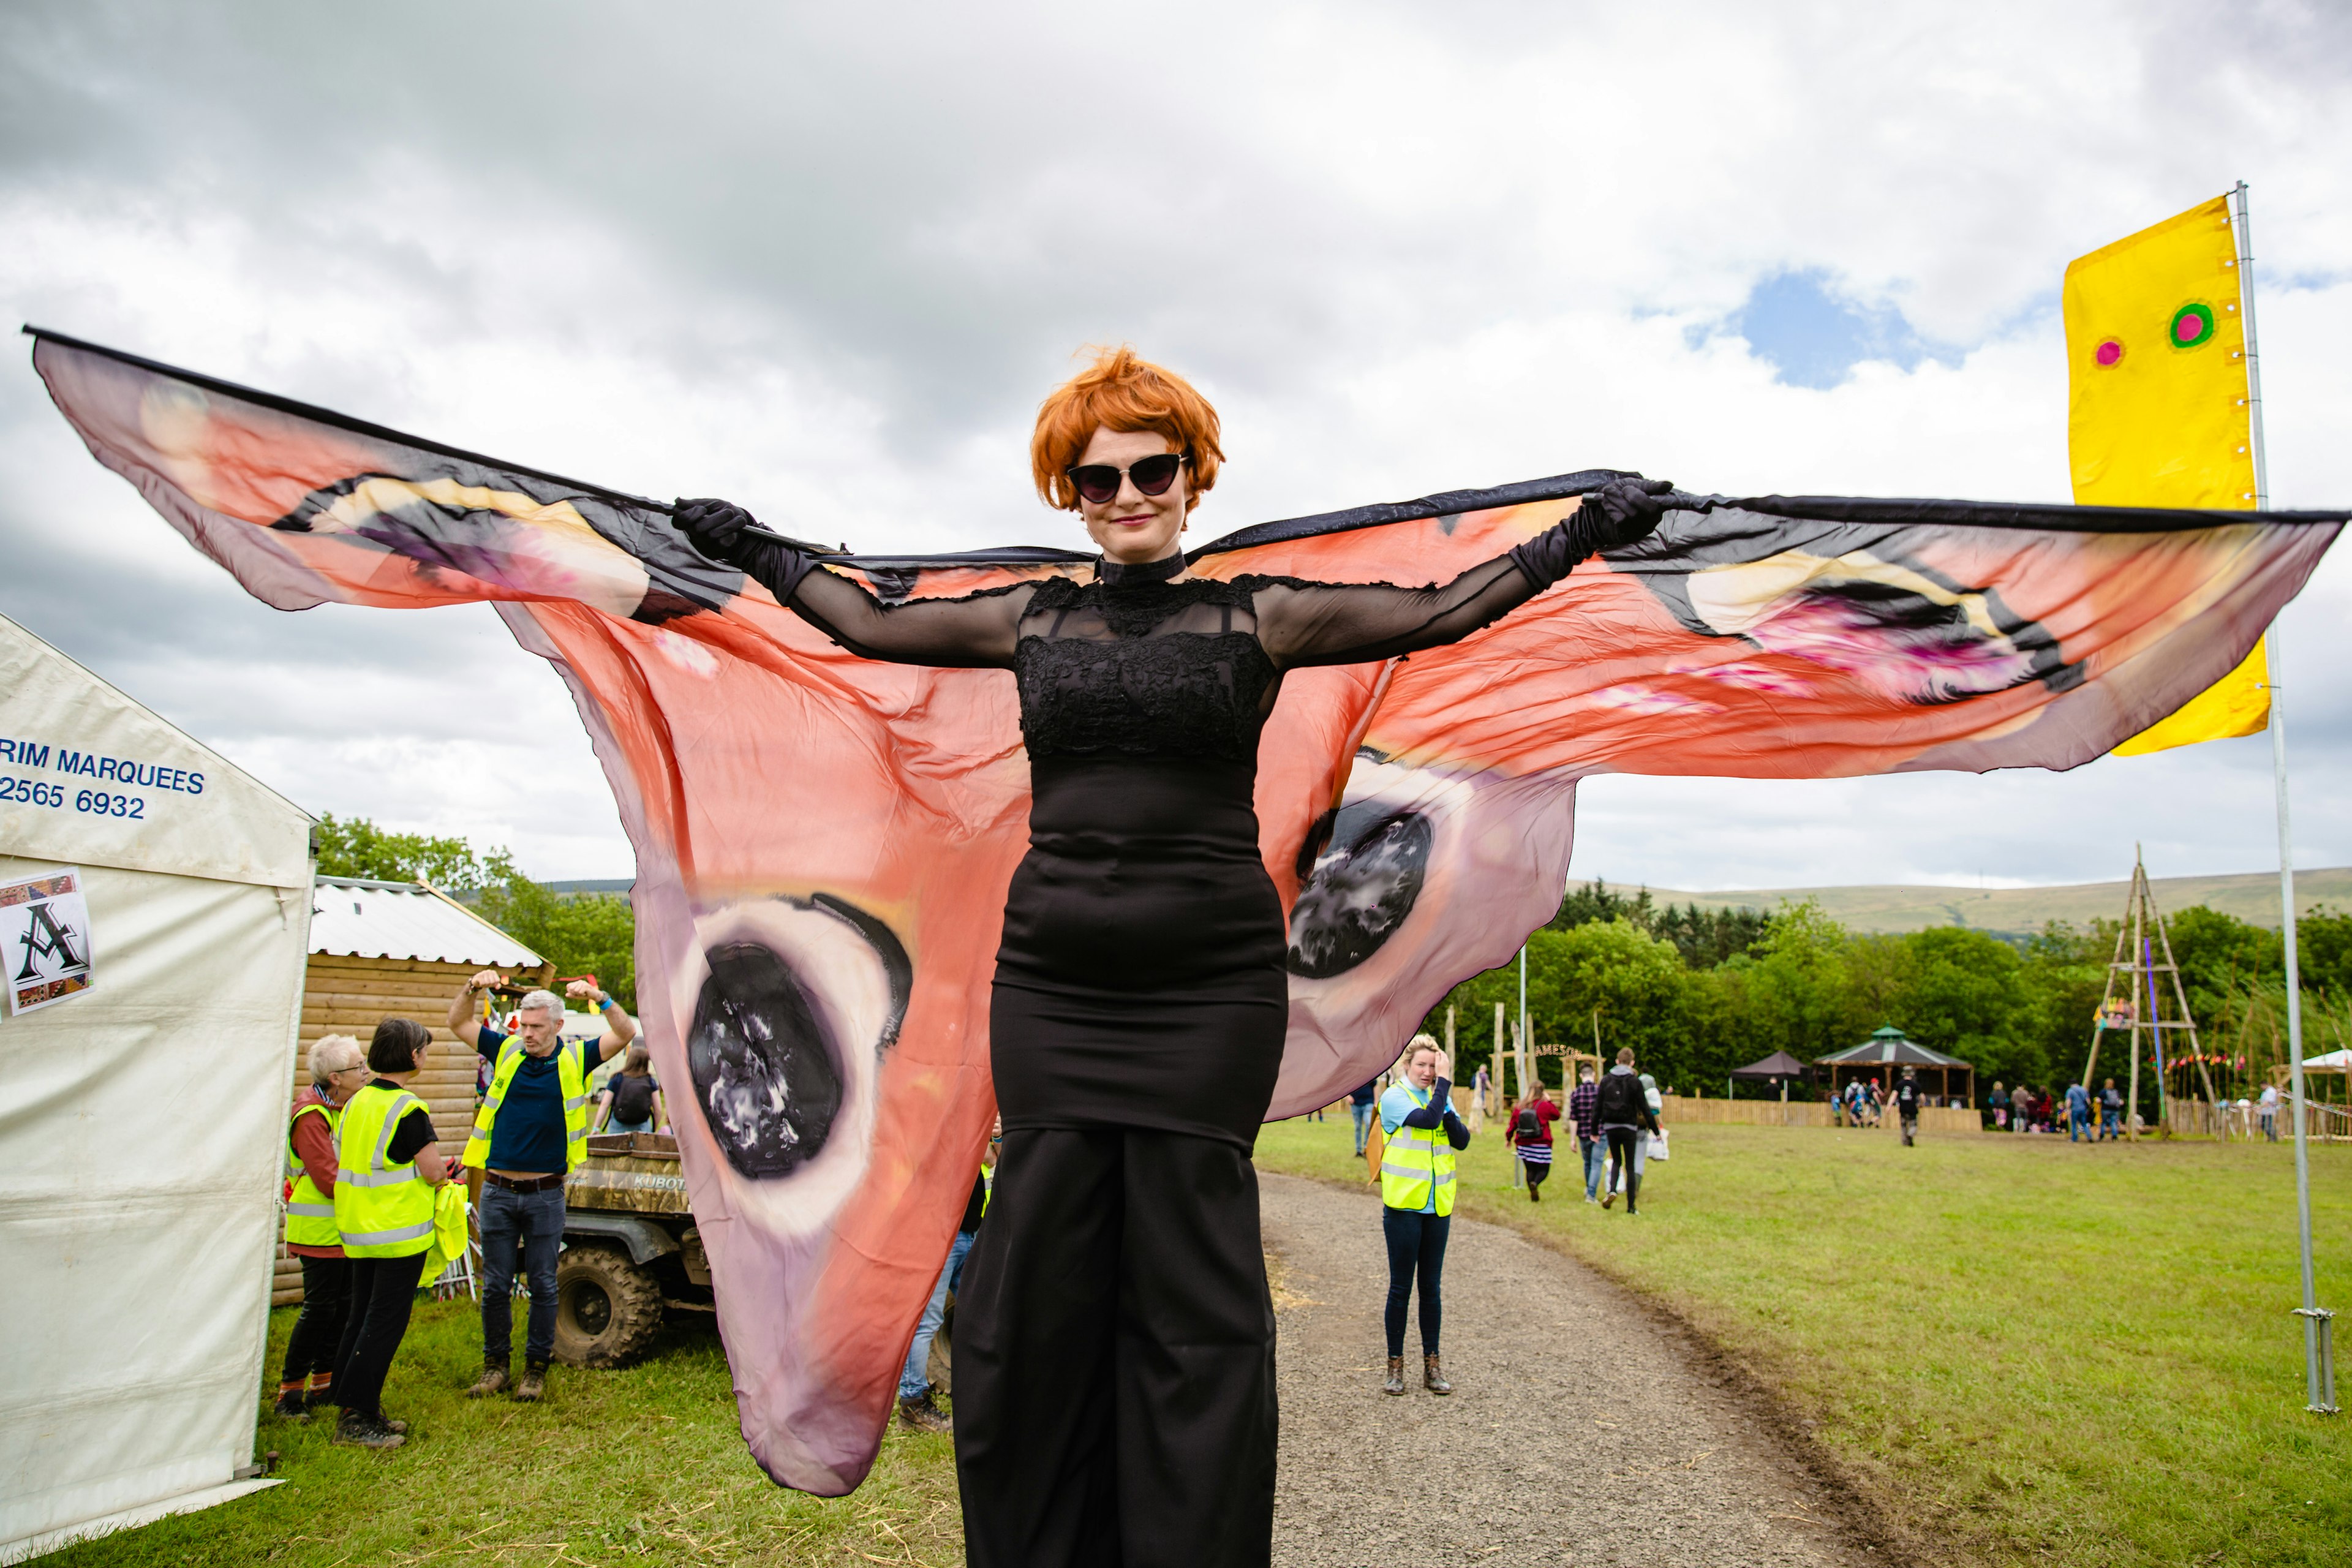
[2169,302,2216,349]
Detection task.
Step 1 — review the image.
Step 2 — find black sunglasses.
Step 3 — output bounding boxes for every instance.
[1066,453,1185,506]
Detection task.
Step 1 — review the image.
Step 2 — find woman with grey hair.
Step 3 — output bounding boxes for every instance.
[275,1034,368,1419]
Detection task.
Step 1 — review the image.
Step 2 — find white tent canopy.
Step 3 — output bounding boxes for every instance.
[0,614,313,1561]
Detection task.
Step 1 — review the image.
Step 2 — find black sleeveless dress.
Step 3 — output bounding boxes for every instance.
[729,541,1564,1568]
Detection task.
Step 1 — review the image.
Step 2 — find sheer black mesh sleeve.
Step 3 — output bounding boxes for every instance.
[1246,554,1547,669]
[734,536,1033,669]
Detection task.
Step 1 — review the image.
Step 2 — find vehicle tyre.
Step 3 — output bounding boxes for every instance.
[552,1244,663,1368]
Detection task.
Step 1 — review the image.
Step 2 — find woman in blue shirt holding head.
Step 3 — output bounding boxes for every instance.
[1376,1036,1472,1397]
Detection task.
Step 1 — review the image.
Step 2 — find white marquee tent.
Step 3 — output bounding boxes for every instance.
[0,614,313,1561]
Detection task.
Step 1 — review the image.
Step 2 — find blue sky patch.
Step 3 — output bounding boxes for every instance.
[1701,268,1950,390]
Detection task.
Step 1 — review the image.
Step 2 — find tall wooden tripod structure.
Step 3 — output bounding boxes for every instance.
[2082,849,2218,1137]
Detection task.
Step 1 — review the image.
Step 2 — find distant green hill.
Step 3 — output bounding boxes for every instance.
[1595,867,2352,935]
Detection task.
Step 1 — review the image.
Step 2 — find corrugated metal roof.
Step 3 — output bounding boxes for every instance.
[309,876,544,967]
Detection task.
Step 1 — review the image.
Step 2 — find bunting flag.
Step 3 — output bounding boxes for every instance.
[26,326,2346,1493]
[2064,192,2271,753]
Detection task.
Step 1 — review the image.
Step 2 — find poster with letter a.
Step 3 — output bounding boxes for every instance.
[2,867,95,1015]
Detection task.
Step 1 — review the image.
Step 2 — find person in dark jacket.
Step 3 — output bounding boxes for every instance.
[1596,1049,1660,1215]
[1894,1066,1923,1147]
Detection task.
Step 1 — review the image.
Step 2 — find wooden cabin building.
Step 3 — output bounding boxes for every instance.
[271,876,548,1305]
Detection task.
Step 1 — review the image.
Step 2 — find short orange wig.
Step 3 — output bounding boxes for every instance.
[1030,345,1224,511]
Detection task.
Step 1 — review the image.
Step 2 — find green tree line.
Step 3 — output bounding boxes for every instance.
[1422,879,2352,1106]
[312,814,636,1009]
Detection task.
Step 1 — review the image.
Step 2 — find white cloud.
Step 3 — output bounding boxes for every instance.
[2,0,2347,894]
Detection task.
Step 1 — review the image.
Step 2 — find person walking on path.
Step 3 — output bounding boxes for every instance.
[593,1042,665,1134]
[1349,1077,1381,1158]
[2066,1081,2093,1142]
[277,1034,369,1420]
[1567,1063,1603,1202]
[1597,1049,1660,1215]
[448,971,639,1403]
[329,1017,451,1449]
[1894,1066,1923,1148]
[900,1125,998,1433]
[1509,1082,1561,1203]
[1378,1036,1469,1396]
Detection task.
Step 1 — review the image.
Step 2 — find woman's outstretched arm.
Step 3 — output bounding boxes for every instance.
[674,498,1030,669]
[1251,478,1670,669]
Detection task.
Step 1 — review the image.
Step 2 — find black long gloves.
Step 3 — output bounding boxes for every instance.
[1507,476,1673,587]
[674,496,815,601]
[678,475,1672,605]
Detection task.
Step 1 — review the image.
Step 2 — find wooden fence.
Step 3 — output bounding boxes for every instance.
[1659,1096,1982,1135]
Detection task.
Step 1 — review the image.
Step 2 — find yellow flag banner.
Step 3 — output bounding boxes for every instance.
[2065,192,2268,753]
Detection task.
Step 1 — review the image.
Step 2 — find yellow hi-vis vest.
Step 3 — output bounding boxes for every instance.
[462,1037,590,1174]
[284,1098,341,1250]
[1379,1084,1458,1216]
[333,1083,435,1257]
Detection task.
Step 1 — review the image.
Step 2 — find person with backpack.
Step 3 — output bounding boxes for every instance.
[1597,1049,1660,1215]
[1507,1082,1561,1202]
[1377,1036,1471,1396]
[594,1042,666,1134]
[1894,1066,1923,1147]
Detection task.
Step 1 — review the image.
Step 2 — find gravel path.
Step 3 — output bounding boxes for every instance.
[1262,1172,1866,1568]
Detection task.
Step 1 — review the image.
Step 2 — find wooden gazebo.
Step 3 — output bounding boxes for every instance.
[1816,1025,1974,1107]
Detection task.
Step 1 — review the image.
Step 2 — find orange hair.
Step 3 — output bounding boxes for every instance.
[1030,345,1224,511]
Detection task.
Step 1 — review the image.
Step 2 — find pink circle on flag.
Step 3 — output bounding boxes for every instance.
[2096,339,2122,367]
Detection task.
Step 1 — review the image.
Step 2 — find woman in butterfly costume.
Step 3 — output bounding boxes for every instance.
[673,348,1667,1567]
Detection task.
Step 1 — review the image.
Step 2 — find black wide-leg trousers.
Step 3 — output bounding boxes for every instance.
[952,1128,1277,1568]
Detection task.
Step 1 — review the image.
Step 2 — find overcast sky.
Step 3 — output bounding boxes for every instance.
[4,2,2349,896]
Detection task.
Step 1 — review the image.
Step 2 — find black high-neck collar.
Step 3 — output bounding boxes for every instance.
[1096,551,1186,589]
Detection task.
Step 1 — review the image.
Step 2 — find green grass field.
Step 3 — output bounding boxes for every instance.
[47,1121,2349,1566]
[1253,1115,2352,1567]
[44,1302,962,1567]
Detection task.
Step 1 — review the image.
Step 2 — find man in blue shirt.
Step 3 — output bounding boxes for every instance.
[448,971,638,1402]
[2066,1080,2093,1142]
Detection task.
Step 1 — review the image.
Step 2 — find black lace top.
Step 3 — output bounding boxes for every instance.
[737,545,1549,764]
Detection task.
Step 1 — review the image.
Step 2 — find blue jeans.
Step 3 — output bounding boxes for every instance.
[1581,1136,1605,1199]
[607,1117,654,1135]
[1351,1101,1376,1155]
[900,1229,978,1398]
[479,1182,565,1367]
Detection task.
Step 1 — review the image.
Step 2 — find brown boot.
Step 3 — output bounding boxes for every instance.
[897,1392,952,1433]
[466,1365,511,1399]
[1423,1354,1452,1395]
[1383,1356,1406,1395]
[513,1363,547,1403]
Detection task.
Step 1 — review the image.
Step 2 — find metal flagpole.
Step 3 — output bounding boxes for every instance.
[2236,178,2336,1414]
[1517,945,1531,1099]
